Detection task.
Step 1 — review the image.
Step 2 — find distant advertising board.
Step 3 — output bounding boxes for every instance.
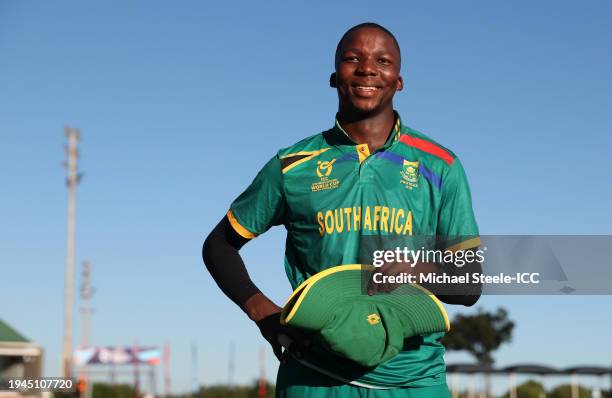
[74,346,160,365]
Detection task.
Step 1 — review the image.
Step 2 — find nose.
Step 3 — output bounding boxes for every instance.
[356,56,377,76]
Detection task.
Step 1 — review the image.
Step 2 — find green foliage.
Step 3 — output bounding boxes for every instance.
[55,380,276,398]
[499,382,595,398]
[441,307,514,365]
[52,392,79,398]
[501,380,546,398]
[166,380,275,398]
[549,384,591,398]
[92,383,137,398]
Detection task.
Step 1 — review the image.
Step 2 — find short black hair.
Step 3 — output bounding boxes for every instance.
[335,22,401,64]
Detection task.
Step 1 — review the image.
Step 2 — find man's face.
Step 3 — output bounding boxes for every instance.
[334,27,403,115]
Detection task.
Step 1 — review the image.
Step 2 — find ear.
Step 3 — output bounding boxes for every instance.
[329,72,337,88]
[396,75,404,91]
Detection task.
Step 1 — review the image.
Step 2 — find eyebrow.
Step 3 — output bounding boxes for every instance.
[340,47,362,53]
[340,47,397,57]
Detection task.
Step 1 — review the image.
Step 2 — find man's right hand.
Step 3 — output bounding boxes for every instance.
[245,293,310,362]
[203,218,311,360]
[256,312,289,361]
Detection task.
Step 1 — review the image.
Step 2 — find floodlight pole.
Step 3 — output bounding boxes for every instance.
[134,340,141,398]
[163,342,171,398]
[80,260,94,398]
[258,347,266,398]
[81,261,92,349]
[63,126,81,380]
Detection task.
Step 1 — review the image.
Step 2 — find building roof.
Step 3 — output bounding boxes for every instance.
[562,366,612,376]
[446,363,612,376]
[501,364,560,375]
[0,319,30,342]
[446,363,496,374]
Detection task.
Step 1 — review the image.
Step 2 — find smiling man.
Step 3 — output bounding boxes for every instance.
[203,22,481,397]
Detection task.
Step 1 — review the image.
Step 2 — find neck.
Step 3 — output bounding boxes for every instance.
[337,106,396,151]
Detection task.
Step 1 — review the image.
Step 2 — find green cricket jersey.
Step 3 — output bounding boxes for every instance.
[227,112,480,388]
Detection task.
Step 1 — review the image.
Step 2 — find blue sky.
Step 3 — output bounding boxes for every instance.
[1,0,611,394]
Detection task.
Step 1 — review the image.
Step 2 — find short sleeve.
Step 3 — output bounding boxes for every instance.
[227,156,286,239]
[436,158,481,251]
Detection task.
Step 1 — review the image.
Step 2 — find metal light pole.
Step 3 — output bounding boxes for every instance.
[163,342,171,398]
[80,260,95,398]
[258,346,266,398]
[62,126,81,379]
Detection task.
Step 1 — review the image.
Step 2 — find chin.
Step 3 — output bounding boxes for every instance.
[353,104,383,115]
[339,93,391,116]
[350,101,383,115]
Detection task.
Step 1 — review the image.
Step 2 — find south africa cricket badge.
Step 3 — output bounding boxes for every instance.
[400,160,419,189]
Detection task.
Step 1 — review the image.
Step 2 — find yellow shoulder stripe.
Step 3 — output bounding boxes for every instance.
[446,237,482,252]
[281,148,331,174]
[280,148,330,158]
[226,210,257,239]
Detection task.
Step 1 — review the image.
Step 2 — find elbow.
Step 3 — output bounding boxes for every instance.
[202,232,216,270]
[437,281,482,307]
[439,292,481,307]
[461,293,481,307]
[460,261,483,306]
[461,282,483,307]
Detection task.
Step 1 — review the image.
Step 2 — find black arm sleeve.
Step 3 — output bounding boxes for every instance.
[202,216,261,308]
[423,251,483,307]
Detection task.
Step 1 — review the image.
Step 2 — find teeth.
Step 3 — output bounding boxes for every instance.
[356,86,377,91]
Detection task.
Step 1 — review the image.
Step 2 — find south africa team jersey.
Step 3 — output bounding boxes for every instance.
[227,112,480,388]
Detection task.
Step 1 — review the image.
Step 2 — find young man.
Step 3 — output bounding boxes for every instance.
[203,23,481,397]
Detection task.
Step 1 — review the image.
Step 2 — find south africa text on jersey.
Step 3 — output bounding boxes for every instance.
[317,206,413,236]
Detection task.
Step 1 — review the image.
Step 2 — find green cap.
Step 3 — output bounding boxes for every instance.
[280,264,450,367]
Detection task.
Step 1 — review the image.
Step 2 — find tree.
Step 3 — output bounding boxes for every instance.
[501,380,545,398]
[549,384,591,398]
[441,307,514,366]
[92,383,136,398]
[194,380,275,398]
